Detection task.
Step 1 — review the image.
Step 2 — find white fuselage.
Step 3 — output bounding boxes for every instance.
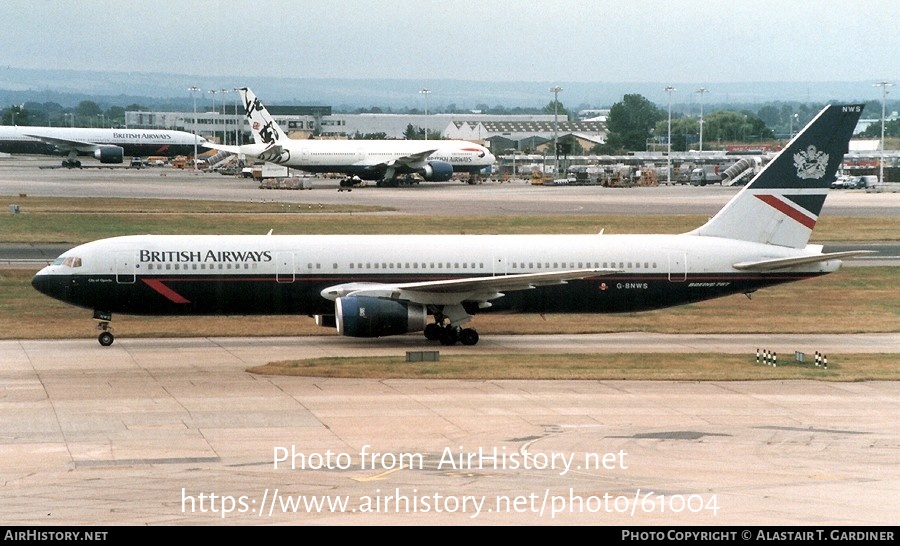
[0,126,203,148]
[240,138,495,176]
[32,232,837,317]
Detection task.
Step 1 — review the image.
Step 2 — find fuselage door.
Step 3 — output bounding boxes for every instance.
[116,252,136,284]
[492,256,508,276]
[276,252,294,283]
[667,252,687,282]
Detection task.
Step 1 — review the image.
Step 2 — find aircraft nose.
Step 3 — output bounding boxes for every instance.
[31,269,52,295]
[31,269,68,302]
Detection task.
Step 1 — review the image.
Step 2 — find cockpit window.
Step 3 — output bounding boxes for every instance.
[52,256,82,268]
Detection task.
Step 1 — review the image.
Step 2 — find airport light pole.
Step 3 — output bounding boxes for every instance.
[550,85,562,176]
[189,86,200,171]
[874,81,893,184]
[665,86,676,184]
[232,87,241,145]
[696,87,707,152]
[220,88,228,145]
[10,103,24,126]
[420,88,431,140]
[208,89,218,146]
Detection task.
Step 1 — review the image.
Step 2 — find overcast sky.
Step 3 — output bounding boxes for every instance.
[4,0,897,84]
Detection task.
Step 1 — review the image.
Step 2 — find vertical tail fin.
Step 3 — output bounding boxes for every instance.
[238,87,288,146]
[688,104,864,248]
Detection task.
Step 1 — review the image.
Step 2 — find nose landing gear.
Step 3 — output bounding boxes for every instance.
[93,310,114,346]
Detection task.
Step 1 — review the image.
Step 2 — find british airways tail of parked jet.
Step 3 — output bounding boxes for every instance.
[206,87,495,186]
[32,103,870,346]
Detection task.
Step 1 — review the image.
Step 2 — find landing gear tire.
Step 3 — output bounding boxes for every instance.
[424,323,442,341]
[95,313,114,346]
[459,328,479,346]
[98,331,114,347]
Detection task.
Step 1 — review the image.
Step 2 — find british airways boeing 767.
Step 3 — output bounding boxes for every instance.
[32,103,870,346]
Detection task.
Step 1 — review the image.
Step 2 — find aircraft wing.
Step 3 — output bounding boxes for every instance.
[732,250,877,271]
[375,148,439,168]
[321,268,620,306]
[22,132,103,153]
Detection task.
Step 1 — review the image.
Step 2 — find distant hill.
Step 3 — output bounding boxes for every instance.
[0,66,881,112]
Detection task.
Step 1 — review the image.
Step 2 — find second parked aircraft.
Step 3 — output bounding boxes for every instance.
[206,87,496,186]
[0,125,205,167]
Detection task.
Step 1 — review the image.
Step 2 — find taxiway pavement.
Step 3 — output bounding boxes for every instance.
[1,335,898,525]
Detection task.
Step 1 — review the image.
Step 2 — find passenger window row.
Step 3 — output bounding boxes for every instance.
[145,263,258,271]
[142,261,659,272]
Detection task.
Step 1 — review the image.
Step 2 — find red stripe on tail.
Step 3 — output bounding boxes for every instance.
[755,194,817,230]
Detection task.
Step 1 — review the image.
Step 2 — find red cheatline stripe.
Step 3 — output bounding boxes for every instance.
[755,194,816,230]
[142,279,191,303]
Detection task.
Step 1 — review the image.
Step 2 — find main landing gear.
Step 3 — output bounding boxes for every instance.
[375,175,418,188]
[337,177,356,191]
[93,310,114,346]
[423,322,480,346]
[424,306,479,346]
[62,158,82,168]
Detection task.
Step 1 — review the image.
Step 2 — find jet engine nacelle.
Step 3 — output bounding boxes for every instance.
[335,296,427,338]
[418,160,454,181]
[94,145,124,164]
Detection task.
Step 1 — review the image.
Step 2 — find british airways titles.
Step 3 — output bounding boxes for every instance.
[111,132,174,141]
[139,249,273,263]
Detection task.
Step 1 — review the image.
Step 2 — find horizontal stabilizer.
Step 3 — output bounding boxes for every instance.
[732,250,877,271]
[202,142,242,154]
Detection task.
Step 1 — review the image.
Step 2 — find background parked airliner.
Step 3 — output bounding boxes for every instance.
[206,88,495,186]
[32,103,869,346]
[0,126,206,167]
